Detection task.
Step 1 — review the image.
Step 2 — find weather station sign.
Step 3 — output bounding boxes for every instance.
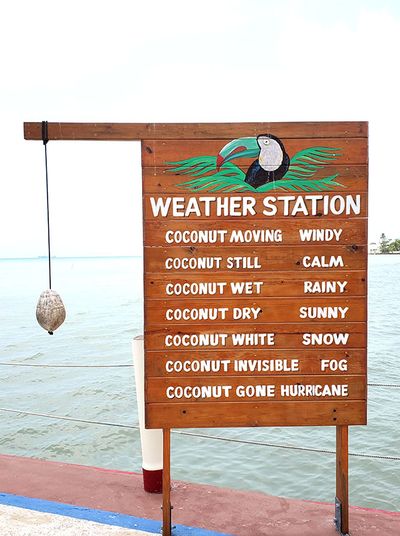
[143,122,368,430]
[23,120,368,535]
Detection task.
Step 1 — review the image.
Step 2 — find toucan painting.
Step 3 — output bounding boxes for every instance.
[217,134,290,189]
[167,134,343,193]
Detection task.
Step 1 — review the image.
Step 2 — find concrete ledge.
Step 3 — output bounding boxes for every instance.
[0,493,227,535]
[0,503,151,536]
[0,454,399,535]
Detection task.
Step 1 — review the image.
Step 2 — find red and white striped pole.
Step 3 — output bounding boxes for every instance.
[132,336,163,493]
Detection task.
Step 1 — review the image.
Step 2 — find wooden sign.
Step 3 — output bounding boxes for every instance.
[24,120,367,535]
[142,122,368,430]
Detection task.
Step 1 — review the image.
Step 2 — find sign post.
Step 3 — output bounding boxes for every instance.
[336,425,349,535]
[162,429,172,536]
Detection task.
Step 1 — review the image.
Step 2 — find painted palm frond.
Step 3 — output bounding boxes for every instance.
[167,147,343,193]
[177,175,249,193]
[168,156,244,178]
[167,156,219,177]
[283,147,341,180]
[169,156,248,193]
[257,174,343,192]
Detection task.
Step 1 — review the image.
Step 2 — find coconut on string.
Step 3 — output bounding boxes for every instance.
[36,289,66,335]
[36,121,66,335]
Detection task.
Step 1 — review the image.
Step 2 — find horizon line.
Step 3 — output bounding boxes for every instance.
[0,255,143,260]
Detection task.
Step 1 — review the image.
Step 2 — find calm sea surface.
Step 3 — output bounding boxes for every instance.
[0,256,399,511]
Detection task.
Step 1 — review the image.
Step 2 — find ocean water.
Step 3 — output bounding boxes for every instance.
[0,255,399,512]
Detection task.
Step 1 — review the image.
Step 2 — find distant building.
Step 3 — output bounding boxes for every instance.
[369,242,379,254]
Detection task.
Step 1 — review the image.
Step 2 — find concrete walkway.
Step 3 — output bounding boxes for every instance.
[0,504,150,536]
[0,454,399,535]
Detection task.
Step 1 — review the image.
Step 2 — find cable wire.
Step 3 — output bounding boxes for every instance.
[0,407,399,461]
[173,430,400,461]
[368,383,400,388]
[0,407,138,429]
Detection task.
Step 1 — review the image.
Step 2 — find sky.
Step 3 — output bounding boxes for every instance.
[1,0,400,257]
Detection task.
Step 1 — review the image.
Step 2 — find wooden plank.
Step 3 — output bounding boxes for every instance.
[146,348,366,377]
[145,323,367,351]
[24,121,368,141]
[145,297,366,325]
[145,271,367,299]
[142,138,368,166]
[144,219,367,246]
[145,400,366,428]
[142,165,368,194]
[146,375,366,403]
[144,244,367,273]
[143,193,368,221]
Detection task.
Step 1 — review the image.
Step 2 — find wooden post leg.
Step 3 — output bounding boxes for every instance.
[335,425,349,535]
[162,429,172,536]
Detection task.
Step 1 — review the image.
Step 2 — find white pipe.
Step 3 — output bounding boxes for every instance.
[132,336,163,492]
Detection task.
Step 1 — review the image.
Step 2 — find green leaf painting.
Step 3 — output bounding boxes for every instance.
[166,137,344,193]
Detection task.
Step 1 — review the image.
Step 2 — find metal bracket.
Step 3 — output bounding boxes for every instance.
[161,505,174,535]
[160,519,175,534]
[334,497,349,536]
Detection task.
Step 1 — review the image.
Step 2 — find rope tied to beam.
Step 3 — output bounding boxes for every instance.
[35,121,66,335]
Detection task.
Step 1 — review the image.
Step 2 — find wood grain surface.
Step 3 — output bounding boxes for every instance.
[145,322,367,350]
[146,348,366,377]
[144,244,367,273]
[145,271,366,299]
[24,121,368,141]
[146,375,365,403]
[145,297,366,325]
[145,400,366,428]
[144,219,367,246]
[142,138,368,166]
[143,193,368,220]
[142,165,368,194]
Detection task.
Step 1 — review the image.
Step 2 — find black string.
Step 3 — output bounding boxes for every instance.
[42,121,52,290]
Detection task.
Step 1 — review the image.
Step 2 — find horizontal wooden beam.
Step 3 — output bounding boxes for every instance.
[24,121,368,141]
[145,400,366,428]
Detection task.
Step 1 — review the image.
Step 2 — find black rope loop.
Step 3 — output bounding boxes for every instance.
[41,120,48,146]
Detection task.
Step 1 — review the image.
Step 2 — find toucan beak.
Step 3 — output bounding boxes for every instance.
[216,154,224,171]
[216,137,259,171]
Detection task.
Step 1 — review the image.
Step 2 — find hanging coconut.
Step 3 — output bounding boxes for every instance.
[35,122,67,335]
[36,289,66,335]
